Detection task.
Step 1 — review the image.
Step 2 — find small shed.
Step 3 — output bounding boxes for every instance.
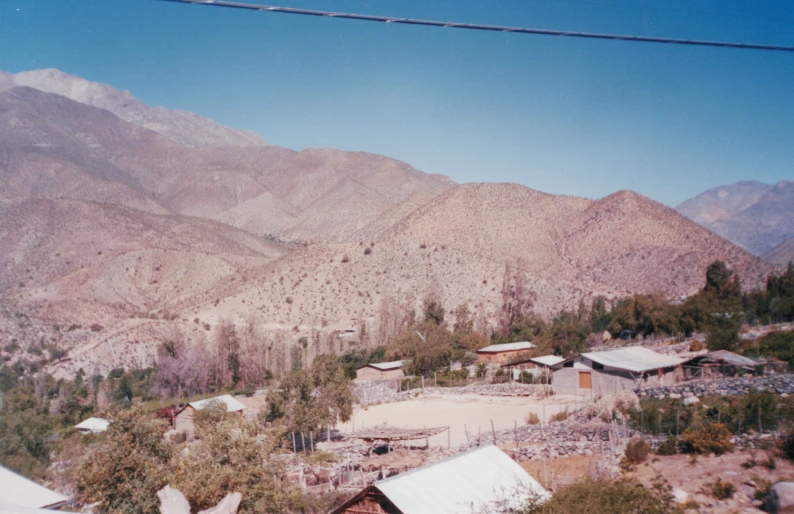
[684,350,764,379]
[0,465,72,511]
[174,394,246,438]
[356,361,405,382]
[476,341,536,364]
[551,346,685,395]
[74,417,110,434]
[501,355,563,381]
[329,445,549,514]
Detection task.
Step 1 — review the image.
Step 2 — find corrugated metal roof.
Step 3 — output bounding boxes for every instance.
[374,445,549,514]
[0,502,77,514]
[529,355,564,367]
[703,350,760,367]
[189,394,246,413]
[368,360,404,371]
[477,341,535,353]
[75,417,110,433]
[582,346,685,373]
[0,466,69,509]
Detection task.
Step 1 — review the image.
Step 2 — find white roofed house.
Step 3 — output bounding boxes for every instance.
[329,445,549,514]
[74,416,110,434]
[0,465,74,512]
[356,360,405,383]
[501,355,564,381]
[173,394,246,439]
[550,346,685,396]
[476,341,536,365]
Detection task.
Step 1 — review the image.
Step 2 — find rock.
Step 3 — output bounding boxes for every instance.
[683,396,700,406]
[669,393,683,399]
[158,485,191,514]
[671,488,689,504]
[766,481,794,513]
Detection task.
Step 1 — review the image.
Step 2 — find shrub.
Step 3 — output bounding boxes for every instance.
[549,409,570,423]
[363,247,372,255]
[524,478,677,514]
[340,255,350,263]
[708,478,734,500]
[526,412,540,425]
[782,431,794,461]
[689,340,704,352]
[625,437,651,465]
[656,436,678,456]
[680,422,734,455]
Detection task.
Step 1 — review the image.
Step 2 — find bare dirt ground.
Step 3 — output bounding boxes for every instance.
[338,392,579,448]
[629,450,794,513]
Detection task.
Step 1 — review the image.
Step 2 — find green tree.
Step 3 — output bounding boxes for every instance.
[77,408,174,514]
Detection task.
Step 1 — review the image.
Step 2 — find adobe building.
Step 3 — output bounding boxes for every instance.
[355,360,405,382]
[476,341,535,365]
[550,346,685,395]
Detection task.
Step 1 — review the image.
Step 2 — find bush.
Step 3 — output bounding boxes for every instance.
[340,255,350,263]
[526,412,540,425]
[549,409,570,423]
[708,478,734,500]
[524,478,677,514]
[656,436,678,456]
[363,247,372,255]
[680,422,734,455]
[781,431,794,461]
[625,437,651,465]
[689,340,704,352]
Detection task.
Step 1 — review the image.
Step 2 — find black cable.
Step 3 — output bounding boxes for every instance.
[159,0,794,53]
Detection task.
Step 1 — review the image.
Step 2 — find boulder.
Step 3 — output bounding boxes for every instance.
[766,482,794,513]
[158,486,191,514]
[671,488,689,504]
[683,396,700,406]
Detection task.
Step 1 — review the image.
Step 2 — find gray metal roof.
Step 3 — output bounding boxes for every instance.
[367,360,404,371]
[581,346,685,373]
[529,355,565,367]
[189,394,246,413]
[373,445,549,513]
[701,350,760,367]
[477,341,535,353]
[0,466,69,510]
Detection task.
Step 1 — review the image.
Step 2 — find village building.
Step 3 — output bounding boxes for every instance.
[74,416,110,434]
[550,346,685,395]
[0,464,74,512]
[476,341,535,365]
[501,355,564,381]
[355,361,405,383]
[684,350,764,379]
[329,445,549,514]
[173,394,246,438]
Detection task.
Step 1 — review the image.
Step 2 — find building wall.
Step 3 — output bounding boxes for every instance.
[174,406,195,438]
[477,350,531,365]
[553,359,682,395]
[356,367,404,382]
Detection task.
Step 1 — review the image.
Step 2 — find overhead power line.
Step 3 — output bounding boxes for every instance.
[160,0,794,53]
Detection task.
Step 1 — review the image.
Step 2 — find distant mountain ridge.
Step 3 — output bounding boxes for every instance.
[677,180,794,257]
[7,69,267,148]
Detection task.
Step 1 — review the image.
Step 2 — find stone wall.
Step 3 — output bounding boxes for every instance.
[638,375,794,399]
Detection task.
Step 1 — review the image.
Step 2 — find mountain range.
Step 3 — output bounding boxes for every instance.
[677,180,794,261]
[0,69,778,374]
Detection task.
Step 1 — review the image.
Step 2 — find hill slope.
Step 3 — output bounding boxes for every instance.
[677,181,794,256]
[0,73,455,242]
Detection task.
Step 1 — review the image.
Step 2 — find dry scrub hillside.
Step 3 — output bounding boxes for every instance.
[0,74,454,243]
[764,237,794,266]
[0,197,287,371]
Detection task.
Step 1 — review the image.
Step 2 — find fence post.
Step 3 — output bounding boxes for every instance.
[676,408,679,440]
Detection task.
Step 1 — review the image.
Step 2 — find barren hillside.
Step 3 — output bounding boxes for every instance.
[764,238,794,266]
[0,72,455,243]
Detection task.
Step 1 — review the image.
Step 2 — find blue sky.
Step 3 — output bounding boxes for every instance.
[2,0,793,205]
